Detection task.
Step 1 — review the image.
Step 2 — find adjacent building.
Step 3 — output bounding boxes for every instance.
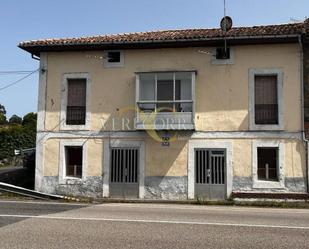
[19,18,309,199]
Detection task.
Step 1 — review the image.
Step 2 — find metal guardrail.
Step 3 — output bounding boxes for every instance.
[0,182,80,201]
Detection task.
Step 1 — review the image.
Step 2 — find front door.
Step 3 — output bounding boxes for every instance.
[109,148,139,198]
[195,149,226,200]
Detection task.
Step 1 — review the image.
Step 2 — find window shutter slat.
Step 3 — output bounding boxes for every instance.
[68,79,86,106]
[254,75,278,124]
[66,79,87,125]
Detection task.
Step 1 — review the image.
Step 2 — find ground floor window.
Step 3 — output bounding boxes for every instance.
[252,141,284,189]
[65,146,83,178]
[257,147,278,181]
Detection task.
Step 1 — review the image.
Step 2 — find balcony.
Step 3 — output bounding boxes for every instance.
[135,71,195,130]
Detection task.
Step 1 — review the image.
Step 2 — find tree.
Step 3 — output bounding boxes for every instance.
[0,104,6,115]
[9,115,22,124]
[22,112,37,128]
[0,104,7,125]
[0,114,6,125]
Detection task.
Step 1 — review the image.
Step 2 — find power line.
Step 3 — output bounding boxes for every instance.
[0,69,39,92]
[0,70,38,75]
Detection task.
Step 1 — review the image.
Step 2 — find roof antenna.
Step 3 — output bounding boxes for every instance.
[220,0,233,57]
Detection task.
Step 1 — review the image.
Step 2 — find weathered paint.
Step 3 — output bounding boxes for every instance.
[44,44,301,132]
[36,42,307,198]
[41,136,307,196]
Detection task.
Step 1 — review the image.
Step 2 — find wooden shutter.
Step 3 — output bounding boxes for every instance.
[66,79,86,125]
[254,75,278,124]
[68,79,86,107]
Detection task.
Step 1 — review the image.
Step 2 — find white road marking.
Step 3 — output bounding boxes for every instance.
[0,200,88,206]
[0,214,308,230]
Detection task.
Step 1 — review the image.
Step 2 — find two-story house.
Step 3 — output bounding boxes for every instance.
[19,18,309,200]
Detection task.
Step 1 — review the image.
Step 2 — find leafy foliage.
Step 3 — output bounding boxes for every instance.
[0,113,6,125]
[9,115,22,124]
[22,112,37,127]
[0,104,6,115]
[0,112,37,163]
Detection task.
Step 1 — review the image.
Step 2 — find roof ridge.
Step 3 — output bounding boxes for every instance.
[19,21,305,46]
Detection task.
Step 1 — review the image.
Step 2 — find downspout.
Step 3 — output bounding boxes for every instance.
[299,35,309,193]
[31,54,40,61]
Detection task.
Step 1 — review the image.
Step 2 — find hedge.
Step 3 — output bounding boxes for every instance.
[0,125,36,161]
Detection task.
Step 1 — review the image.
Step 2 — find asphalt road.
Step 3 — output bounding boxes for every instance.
[0,201,309,249]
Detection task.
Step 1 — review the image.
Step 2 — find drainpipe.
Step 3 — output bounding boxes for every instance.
[31,54,40,61]
[299,35,309,193]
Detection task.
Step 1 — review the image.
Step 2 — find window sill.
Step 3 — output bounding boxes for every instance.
[211,59,234,65]
[249,124,284,131]
[59,177,83,185]
[60,124,90,131]
[253,180,284,189]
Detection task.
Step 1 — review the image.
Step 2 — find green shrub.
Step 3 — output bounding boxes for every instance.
[0,123,36,163]
[9,115,22,124]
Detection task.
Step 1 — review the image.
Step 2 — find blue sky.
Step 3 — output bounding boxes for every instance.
[0,0,308,118]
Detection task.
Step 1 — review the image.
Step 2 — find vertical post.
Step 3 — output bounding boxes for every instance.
[35,52,47,192]
[135,74,140,124]
[265,163,269,180]
[155,73,158,112]
[173,72,176,112]
[191,72,196,125]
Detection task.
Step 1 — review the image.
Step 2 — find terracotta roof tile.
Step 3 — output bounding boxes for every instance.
[19,20,308,52]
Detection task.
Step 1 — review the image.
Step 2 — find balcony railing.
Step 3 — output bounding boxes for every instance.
[136,100,194,130]
[255,104,278,125]
[66,106,86,125]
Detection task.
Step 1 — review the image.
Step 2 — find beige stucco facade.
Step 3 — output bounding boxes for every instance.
[42,137,306,178]
[35,43,308,199]
[44,44,301,132]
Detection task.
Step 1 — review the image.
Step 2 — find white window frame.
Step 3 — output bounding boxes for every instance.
[60,73,91,131]
[103,50,125,68]
[211,47,235,65]
[249,68,284,131]
[103,140,145,198]
[252,141,285,189]
[135,71,196,129]
[59,139,88,184]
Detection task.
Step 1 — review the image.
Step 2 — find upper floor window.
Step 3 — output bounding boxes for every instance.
[60,73,90,130]
[216,47,230,60]
[66,79,86,125]
[107,51,121,63]
[104,50,124,68]
[137,72,193,113]
[249,69,283,130]
[211,47,234,65]
[135,71,195,130]
[254,75,278,125]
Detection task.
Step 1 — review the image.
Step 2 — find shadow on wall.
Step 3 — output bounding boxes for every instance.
[43,72,250,132]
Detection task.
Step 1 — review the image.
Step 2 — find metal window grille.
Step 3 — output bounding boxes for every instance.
[195,149,225,185]
[254,75,278,124]
[110,148,138,183]
[66,79,86,125]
